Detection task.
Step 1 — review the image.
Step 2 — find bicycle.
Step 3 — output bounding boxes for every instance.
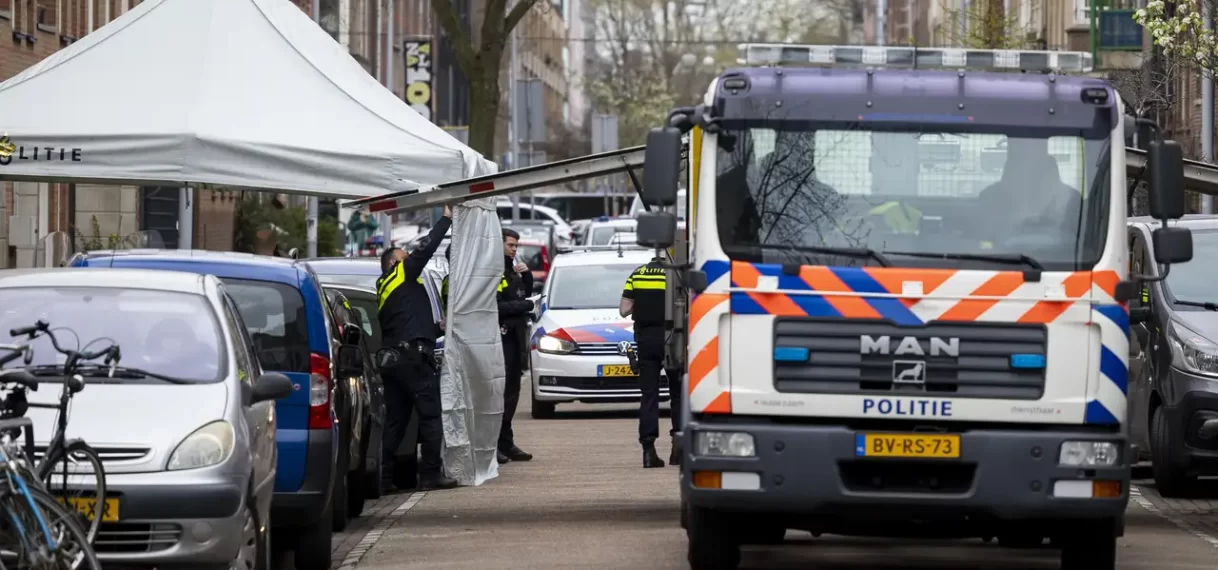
[3,322,118,546]
[0,348,101,569]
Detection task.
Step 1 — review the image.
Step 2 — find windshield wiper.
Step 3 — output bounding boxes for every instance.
[726,244,891,267]
[49,364,196,385]
[1174,300,1218,311]
[882,251,1044,271]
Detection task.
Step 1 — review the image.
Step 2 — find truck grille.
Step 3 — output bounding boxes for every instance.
[773,319,1047,400]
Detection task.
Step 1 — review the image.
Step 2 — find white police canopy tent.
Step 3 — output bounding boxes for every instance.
[0,0,496,197]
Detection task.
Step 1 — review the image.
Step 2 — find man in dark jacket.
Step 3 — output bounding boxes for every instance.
[377,206,458,491]
[497,228,535,464]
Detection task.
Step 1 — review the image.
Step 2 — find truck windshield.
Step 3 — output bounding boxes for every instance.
[714,125,1109,270]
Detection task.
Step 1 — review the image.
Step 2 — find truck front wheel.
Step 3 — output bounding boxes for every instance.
[1059,518,1117,570]
[687,506,741,570]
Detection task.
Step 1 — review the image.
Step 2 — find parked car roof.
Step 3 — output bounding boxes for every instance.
[72,249,310,285]
[0,267,210,294]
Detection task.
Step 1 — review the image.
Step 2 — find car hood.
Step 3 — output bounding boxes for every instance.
[1173,311,1218,341]
[535,309,636,344]
[24,380,229,474]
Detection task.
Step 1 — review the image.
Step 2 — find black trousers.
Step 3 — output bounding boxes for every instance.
[382,340,444,480]
[636,326,681,443]
[499,332,523,451]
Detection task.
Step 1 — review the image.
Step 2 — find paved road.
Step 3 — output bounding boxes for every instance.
[320,391,1218,570]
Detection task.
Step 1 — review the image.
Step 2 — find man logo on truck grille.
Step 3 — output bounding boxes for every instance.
[860,335,960,357]
[892,360,927,384]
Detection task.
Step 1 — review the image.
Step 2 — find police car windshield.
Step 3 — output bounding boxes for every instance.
[547,263,639,310]
[1165,230,1218,305]
[715,125,1108,271]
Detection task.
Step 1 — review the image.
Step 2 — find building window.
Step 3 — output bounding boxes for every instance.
[36,0,55,30]
[1074,0,1088,25]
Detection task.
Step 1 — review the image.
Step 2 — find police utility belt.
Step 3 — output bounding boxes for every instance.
[375,339,436,372]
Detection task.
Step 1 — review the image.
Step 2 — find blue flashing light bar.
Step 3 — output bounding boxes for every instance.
[737,44,1094,74]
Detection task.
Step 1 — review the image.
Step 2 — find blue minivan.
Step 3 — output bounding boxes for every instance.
[71,250,366,570]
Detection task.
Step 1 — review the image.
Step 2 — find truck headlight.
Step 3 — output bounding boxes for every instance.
[1059,441,1119,467]
[1168,324,1218,377]
[168,421,235,471]
[537,334,575,355]
[695,431,756,457]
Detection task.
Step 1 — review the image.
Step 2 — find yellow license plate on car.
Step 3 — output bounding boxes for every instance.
[855,433,961,459]
[58,497,120,522]
[598,364,636,377]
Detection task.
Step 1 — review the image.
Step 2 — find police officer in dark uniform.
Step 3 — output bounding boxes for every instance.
[497,228,535,464]
[377,205,458,491]
[620,254,681,468]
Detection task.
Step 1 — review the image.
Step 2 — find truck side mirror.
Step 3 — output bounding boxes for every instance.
[1151,226,1193,264]
[1148,140,1185,220]
[637,211,677,249]
[642,128,682,206]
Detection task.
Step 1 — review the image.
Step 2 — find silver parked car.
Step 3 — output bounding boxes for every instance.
[0,268,293,569]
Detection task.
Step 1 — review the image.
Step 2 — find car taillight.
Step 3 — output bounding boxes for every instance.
[308,353,333,429]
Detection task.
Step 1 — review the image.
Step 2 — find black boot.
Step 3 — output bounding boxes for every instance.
[497,450,511,464]
[504,445,533,462]
[642,439,666,468]
[418,473,459,490]
[669,434,682,466]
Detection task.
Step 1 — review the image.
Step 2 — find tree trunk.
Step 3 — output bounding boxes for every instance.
[467,63,501,160]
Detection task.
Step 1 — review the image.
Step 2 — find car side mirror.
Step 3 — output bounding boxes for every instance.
[337,345,365,377]
[641,127,682,206]
[1151,226,1193,264]
[341,323,362,346]
[1129,306,1151,325]
[1148,140,1185,220]
[637,211,677,249]
[251,372,294,403]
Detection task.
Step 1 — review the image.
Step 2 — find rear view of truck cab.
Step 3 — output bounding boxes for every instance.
[634,45,1195,570]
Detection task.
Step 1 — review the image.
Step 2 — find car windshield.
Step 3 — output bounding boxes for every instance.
[221,278,311,373]
[1165,229,1218,303]
[589,225,632,245]
[0,287,224,383]
[518,244,544,271]
[715,125,1109,270]
[317,273,379,289]
[547,264,639,310]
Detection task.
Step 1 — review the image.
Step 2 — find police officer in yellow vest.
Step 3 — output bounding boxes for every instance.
[497,228,535,464]
[376,205,457,491]
[620,255,681,468]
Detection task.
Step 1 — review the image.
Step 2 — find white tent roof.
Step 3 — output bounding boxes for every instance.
[0,0,496,198]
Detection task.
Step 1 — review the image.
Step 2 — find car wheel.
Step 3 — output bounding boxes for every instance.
[332,444,351,531]
[394,450,419,490]
[363,445,384,500]
[531,391,556,419]
[292,498,333,570]
[1150,405,1194,497]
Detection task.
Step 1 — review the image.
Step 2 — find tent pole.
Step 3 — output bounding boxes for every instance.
[307,0,322,258]
[178,187,193,249]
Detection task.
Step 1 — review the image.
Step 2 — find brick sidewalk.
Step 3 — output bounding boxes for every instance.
[1130,481,1218,550]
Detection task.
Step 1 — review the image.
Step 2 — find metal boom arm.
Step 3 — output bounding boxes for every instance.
[347,146,1218,216]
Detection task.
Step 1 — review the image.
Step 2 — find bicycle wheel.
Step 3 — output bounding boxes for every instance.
[24,488,102,570]
[38,441,106,544]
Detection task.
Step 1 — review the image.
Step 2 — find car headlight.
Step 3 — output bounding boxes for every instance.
[695,431,756,457]
[1058,441,1119,467]
[537,334,575,355]
[1168,324,1218,377]
[168,421,235,471]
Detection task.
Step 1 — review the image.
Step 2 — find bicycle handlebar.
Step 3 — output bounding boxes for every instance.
[0,369,38,391]
[8,320,120,368]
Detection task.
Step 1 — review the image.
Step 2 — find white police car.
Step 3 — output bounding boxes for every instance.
[528,246,669,418]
